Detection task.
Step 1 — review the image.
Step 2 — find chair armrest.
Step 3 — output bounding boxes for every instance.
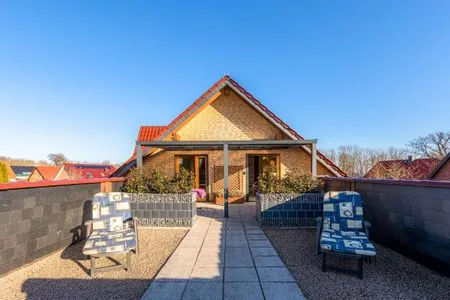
[85,220,93,237]
[364,221,371,239]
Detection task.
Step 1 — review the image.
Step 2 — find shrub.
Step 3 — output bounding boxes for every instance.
[214,190,243,198]
[257,168,322,194]
[0,162,9,183]
[282,170,323,193]
[121,168,150,193]
[122,167,194,194]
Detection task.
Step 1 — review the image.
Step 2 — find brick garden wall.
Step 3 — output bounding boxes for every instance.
[0,178,124,276]
[325,177,450,268]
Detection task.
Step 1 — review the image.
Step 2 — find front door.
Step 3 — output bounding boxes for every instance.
[175,155,208,198]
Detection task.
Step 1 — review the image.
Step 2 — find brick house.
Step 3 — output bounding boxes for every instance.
[429,153,450,180]
[28,166,69,182]
[113,76,345,201]
[365,156,440,180]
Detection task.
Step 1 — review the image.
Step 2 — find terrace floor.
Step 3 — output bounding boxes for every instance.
[1,202,449,299]
[141,203,306,300]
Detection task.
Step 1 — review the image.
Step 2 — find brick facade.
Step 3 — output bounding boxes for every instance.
[142,89,334,200]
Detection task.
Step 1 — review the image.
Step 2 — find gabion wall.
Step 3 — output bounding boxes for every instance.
[256,193,323,228]
[129,193,197,227]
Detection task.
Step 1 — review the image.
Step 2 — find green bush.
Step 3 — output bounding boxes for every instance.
[122,167,194,194]
[257,168,322,194]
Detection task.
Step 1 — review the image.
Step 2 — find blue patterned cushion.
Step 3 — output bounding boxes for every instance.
[91,192,132,231]
[322,191,364,232]
[320,228,376,256]
[83,228,136,255]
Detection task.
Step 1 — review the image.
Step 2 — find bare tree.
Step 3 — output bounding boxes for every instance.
[323,145,408,177]
[407,131,450,159]
[47,153,68,166]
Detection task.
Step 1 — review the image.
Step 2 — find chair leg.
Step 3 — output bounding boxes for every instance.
[126,251,132,271]
[358,256,363,279]
[90,256,96,277]
[321,252,327,272]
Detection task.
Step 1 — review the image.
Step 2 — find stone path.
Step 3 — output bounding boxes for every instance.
[141,203,305,300]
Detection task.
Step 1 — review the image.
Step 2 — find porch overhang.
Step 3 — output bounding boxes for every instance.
[135,139,318,218]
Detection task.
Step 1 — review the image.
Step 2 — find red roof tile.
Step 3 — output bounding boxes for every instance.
[64,163,116,179]
[365,158,440,179]
[112,76,346,177]
[137,126,167,141]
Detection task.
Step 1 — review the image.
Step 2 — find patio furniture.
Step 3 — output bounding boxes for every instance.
[83,192,139,276]
[316,191,376,279]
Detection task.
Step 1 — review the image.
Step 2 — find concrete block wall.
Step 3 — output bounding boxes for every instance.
[325,177,450,268]
[256,193,323,228]
[129,193,197,227]
[0,179,124,276]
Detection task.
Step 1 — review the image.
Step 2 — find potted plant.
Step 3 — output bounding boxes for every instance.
[213,190,244,204]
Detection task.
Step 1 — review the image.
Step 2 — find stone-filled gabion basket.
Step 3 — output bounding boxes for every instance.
[256,192,324,228]
[129,192,197,227]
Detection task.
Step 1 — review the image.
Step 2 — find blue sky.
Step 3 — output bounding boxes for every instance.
[1,1,449,163]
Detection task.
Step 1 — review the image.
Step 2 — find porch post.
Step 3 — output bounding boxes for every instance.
[136,143,143,168]
[311,142,317,177]
[223,143,229,218]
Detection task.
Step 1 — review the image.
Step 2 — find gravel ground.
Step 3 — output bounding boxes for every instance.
[265,229,450,300]
[0,228,187,300]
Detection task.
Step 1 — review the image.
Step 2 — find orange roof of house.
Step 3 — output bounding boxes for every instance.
[137,126,167,142]
[112,75,346,177]
[34,166,62,180]
[365,158,440,179]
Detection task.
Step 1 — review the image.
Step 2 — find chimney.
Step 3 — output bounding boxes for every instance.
[407,155,413,165]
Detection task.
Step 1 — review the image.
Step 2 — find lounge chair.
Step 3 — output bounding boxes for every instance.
[316,191,376,279]
[83,192,139,276]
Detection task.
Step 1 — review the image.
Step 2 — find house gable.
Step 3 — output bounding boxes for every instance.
[112,76,346,177]
[177,88,288,141]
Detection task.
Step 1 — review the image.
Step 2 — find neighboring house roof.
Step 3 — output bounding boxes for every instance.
[11,166,34,178]
[33,166,64,181]
[112,75,346,177]
[365,158,440,179]
[64,163,116,179]
[429,153,450,179]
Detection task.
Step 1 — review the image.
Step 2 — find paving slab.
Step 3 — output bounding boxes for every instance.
[250,246,278,257]
[224,282,264,300]
[246,234,268,240]
[261,282,306,300]
[190,266,223,281]
[249,240,272,247]
[155,266,192,281]
[141,280,186,300]
[225,253,254,267]
[254,255,285,267]
[257,266,295,282]
[224,267,259,282]
[183,281,222,300]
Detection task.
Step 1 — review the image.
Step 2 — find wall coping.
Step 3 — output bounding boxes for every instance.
[0,177,125,191]
[324,176,450,188]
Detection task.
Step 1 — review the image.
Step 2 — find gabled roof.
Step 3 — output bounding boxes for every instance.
[112,76,346,177]
[365,158,440,179]
[429,153,450,179]
[33,166,63,181]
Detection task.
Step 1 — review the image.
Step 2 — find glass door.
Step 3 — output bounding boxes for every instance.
[175,155,208,197]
